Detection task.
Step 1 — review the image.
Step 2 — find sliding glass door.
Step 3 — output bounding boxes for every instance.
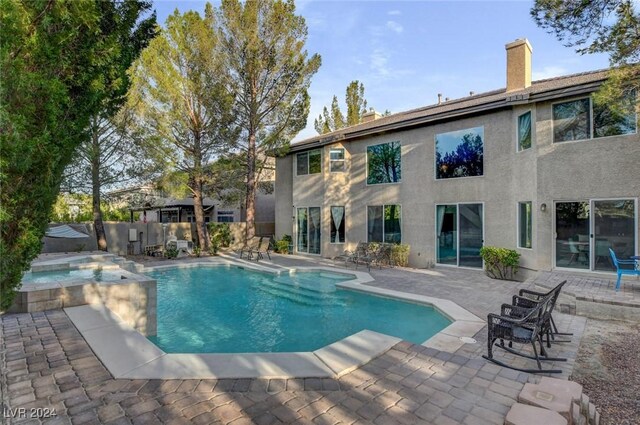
[555,199,637,271]
[436,203,483,268]
[296,207,321,255]
[593,200,636,271]
[555,201,590,269]
[459,204,484,268]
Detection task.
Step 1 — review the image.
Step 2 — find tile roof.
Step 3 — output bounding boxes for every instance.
[289,68,609,153]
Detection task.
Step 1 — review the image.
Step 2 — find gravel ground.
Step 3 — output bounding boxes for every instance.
[570,319,640,425]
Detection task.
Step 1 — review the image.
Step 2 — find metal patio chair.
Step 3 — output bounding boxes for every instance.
[511,280,571,344]
[609,248,640,291]
[251,237,272,261]
[483,294,566,374]
[239,236,261,259]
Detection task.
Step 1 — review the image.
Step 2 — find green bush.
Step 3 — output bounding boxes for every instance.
[193,246,202,257]
[208,240,219,256]
[479,246,520,280]
[274,234,292,254]
[165,246,179,259]
[208,223,232,248]
[390,244,410,267]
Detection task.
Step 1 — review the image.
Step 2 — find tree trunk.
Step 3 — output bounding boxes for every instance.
[191,138,209,251]
[91,119,108,251]
[192,176,209,251]
[245,131,256,241]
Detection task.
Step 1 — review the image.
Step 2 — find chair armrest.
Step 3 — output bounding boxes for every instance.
[517,288,545,300]
[487,312,530,325]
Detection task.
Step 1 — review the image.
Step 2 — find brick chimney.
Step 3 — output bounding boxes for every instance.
[505,38,532,92]
[361,110,381,123]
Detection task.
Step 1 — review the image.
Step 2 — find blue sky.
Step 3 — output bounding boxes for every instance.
[153,1,610,142]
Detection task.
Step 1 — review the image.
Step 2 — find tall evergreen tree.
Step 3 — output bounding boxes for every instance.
[315,80,378,134]
[65,0,157,251]
[128,6,236,251]
[531,0,639,113]
[217,0,321,239]
[345,81,368,126]
[0,0,152,310]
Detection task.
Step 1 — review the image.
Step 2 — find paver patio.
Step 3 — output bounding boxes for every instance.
[1,253,590,424]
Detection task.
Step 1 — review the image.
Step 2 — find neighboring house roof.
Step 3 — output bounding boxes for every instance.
[287,68,609,154]
[134,197,218,210]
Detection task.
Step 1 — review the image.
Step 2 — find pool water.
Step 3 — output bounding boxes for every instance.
[22,268,124,283]
[147,266,451,353]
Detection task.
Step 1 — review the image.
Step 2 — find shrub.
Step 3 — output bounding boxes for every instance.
[165,246,179,259]
[479,246,520,280]
[274,234,292,254]
[390,244,410,267]
[208,223,232,248]
[193,246,202,257]
[208,240,219,256]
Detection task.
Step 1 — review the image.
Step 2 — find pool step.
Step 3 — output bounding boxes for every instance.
[260,278,337,298]
[253,282,346,307]
[273,275,337,293]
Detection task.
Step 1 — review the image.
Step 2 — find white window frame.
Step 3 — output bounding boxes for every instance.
[434,202,485,269]
[552,198,638,273]
[329,147,346,173]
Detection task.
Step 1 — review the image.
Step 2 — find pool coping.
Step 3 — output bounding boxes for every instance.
[65,258,485,379]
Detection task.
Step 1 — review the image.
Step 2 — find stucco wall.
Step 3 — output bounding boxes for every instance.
[276,98,640,270]
[275,155,293,240]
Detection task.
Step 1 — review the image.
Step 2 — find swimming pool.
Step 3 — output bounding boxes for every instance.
[147,266,451,353]
[22,268,125,284]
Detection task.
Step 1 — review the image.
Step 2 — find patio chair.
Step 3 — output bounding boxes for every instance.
[609,248,640,291]
[511,280,571,343]
[334,242,368,268]
[371,243,394,268]
[239,237,261,259]
[482,295,565,374]
[251,237,272,261]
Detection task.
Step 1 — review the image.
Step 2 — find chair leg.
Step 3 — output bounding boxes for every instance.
[616,272,622,291]
[551,315,573,337]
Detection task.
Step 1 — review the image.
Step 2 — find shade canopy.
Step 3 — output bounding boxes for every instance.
[45,225,89,239]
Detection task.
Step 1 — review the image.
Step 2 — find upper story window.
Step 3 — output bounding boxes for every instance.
[296,149,321,176]
[517,111,532,151]
[435,126,484,179]
[367,141,401,184]
[330,148,345,172]
[553,92,636,143]
[553,98,591,142]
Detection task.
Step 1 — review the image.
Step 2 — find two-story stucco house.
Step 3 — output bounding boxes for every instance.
[275,39,639,274]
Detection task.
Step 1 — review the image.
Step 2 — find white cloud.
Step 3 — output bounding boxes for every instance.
[386,20,403,34]
[370,48,390,77]
[532,66,569,81]
[388,10,401,16]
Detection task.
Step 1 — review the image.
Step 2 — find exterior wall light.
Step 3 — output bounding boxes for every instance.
[540,203,547,212]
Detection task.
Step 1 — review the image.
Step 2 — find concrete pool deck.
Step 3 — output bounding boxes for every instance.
[1,252,588,424]
[61,258,484,380]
